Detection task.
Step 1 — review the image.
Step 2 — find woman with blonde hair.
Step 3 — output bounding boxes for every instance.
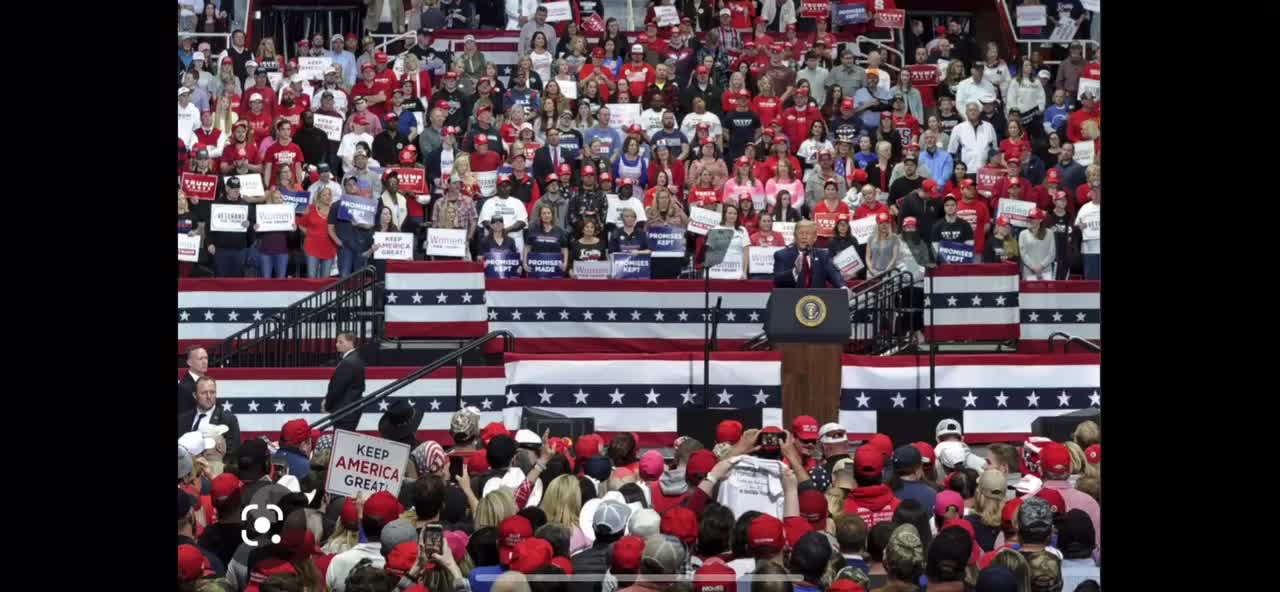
[986,549,1032,591]
[300,187,338,278]
[402,53,433,102]
[450,152,481,198]
[540,474,591,553]
[969,469,1006,551]
[1073,420,1100,449]
[210,95,240,137]
[866,212,902,279]
[473,488,518,530]
[254,37,284,73]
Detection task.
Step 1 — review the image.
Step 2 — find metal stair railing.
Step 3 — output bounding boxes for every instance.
[209,266,380,368]
[311,330,517,431]
[1048,331,1101,354]
[849,269,917,355]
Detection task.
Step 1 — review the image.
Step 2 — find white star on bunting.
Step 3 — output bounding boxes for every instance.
[749,311,760,322]
[227,311,240,321]
[481,398,493,409]
[299,401,311,412]
[645,389,661,404]
[995,392,1009,407]
[1057,391,1072,407]
[431,399,442,410]
[680,390,697,405]
[890,393,906,408]
[631,310,642,321]
[1052,312,1063,322]
[609,389,625,404]
[273,401,285,412]
[253,311,264,320]
[511,310,522,320]
[947,296,958,307]
[378,400,390,411]
[222,402,233,412]
[488,310,499,320]
[559,310,570,320]
[535,310,546,320]
[1026,391,1040,407]
[995,295,1006,306]
[437,293,448,303]
[412,292,423,303]
[573,389,590,404]
[539,389,554,404]
[1089,391,1101,407]
[678,311,688,321]
[582,311,594,320]
[963,392,978,407]
[461,292,473,303]
[654,311,665,321]
[204,310,215,321]
[717,390,733,404]
[1076,312,1087,322]
[855,392,870,408]
[607,310,618,320]
[1028,312,1039,322]
[506,390,519,404]
[726,311,736,321]
[387,293,398,303]
[931,394,943,408]
[971,295,982,306]
[180,311,190,321]
[753,390,769,405]
[248,401,260,412]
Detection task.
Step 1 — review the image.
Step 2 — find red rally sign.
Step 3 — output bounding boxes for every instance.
[181,173,219,201]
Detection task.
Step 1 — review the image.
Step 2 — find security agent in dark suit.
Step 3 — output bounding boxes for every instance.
[773,220,848,288]
[177,346,210,416]
[177,375,242,458]
[532,127,572,192]
[324,332,367,432]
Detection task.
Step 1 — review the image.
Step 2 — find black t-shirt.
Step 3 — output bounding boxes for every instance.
[571,239,606,264]
[899,195,943,243]
[931,217,975,244]
[938,111,963,136]
[479,235,519,258]
[888,175,925,205]
[609,227,650,253]
[526,226,569,253]
[205,195,251,250]
[723,110,761,156]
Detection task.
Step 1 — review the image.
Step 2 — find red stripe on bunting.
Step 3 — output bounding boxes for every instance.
[927,263,1020,278]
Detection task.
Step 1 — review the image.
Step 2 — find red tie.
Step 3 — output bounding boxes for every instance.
[801,251,813,288]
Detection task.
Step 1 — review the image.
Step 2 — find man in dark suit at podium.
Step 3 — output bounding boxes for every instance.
[324,332,366,432]
[773,220,847,288]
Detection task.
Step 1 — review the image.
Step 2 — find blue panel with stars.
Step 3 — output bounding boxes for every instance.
[486,308,767,323]
[218,395,507,414]
[922,292,1020,309]
[178,307,287,323]
[1020,309,1100,324]
[385,290,485,306]
[838,388,1102,411]
[504,384,781,408]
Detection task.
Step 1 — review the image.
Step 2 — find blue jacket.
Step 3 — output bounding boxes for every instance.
[773,246,846,288]
[893,480,937,516]
[918,147,954,186]
[583,127,624,162]
[1044,104,1070,136]
[273,447,311,479]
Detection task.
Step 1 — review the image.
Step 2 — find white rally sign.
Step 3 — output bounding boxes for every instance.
[254,203,297,232]
[748,246,781,275]
[234,174,266,197]
[374,232,415,260]
[850,216,877,244]
[178,234,201,262]
[210,204,250,232]
[425,228,468,257]
[313,113,344,142]
[325,429,412,498]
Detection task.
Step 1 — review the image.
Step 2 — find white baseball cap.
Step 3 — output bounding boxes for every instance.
[628,508,661,537]
[719,8,731,16]
[934,440,970,470]
[177,87,191,96]
[192,51,205,61]
[935,419,963,442]
[178,431,216,456]
[463,34,476,42]
[631,44,644,54]
[514,429,542,447]
[1013,474,1044,496]
[819,422,847,444]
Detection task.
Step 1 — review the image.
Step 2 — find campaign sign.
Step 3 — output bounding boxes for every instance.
[814,212,840,238]
[851,216,877,244]
[181,173,219,201]
[1073,141,1095,167]
[996,199,1036,228]
[559,79,578,99]
[648,226,686,258]
[255,204,297,232]
[313,114,344,142]
[178,234,201,262]
[610,252,652,279]
[800,2,829,18]
[1016,5,1047,27]
[875,8,906,29]
[773,221,797,245]
[325,430,411,498]
[234,174,265,197]
[937,241,975,264]
[528,252,565,278]
[607,103,642,129]
[573,260,611,279]
[210,204,249,232]
[1078,209,1100,240]
[298,56,332,80]
[393,167,428,194]
[373,232,414,260]
[708,248,744,280]
[426,228,468,257]
[1077,78,1100,101]
[688,206,720,236]
[544,1,572,21]
[908,65,940,87]
[280,189,311,214]
[337,194,378,226]
[835,3,869,26]
[654,5,680,26]
[748,246,781,275]
[476,170,498,197]
[833,246,865,279]
[976,166,1007,198]
[484,250,521,278]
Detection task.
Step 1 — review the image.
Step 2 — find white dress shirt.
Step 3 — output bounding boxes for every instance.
[946,119,998,173]
[325,542,384,592]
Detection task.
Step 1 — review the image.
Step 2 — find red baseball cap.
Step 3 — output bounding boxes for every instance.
[661,506,699,545]
[444,71,460,80]
[178,544,213,582]
[475,134,489,145]
[592,47,605,58]
[995,215,1011,227]
[280,419,319,447]
[747,514,785,555]
[792,416,820,442]
[1035,488,1067,519]
[912,442,935,467]
[828,581,867,592]
[798,489,829,530]
[210,473,242,503]
[612,536,645,573]
[386,542,419,578]
[467,450,490,474]
[481,422,510,445]
[922,179,939,193]
[696,65,710,75]
[1085,444,1101,464]
[551,556,574,575]
[853,445,885,479]
[961,179,976,188]
[354,114,369,126]
[557,163,573,177]
[1046,169,1061,183]
[876,211,892,224]
[628,123,643,134]
[935,490,964,517]
[508,538,554,574]
[1001,497,1024,530]
[1040,442,1071,476]
[902,216,918,231]
[498,515,535,565]
[364,491,404,524]
[868,434,894,459]
[385,111,400,122]
[693,562,738,592]
[340,497,360,528]
[361,62,375,71]
[686,449,718,478]
[375,52,389,64]
[1029,208,1045,220]
[544,173,560,184]
[841,98,855,110]
[851,169,869,183]
[716,420,744,444]
[582,165,597,176]
[599,172,612,182]
[619,177,635,186]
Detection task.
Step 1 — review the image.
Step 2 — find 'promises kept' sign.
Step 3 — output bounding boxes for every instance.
[325,430,411,498]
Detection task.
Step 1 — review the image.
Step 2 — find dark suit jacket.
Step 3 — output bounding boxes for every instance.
[177,406,242,458]
[531,144,571,193]
[326,351,366,428]
[773,246,847,289]
[177,373,199,416]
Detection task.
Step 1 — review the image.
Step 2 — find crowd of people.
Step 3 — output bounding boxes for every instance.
[178,397,1103,592]
[177,4,1101,282]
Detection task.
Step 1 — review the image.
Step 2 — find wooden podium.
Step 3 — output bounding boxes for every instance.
[765,289,849,428]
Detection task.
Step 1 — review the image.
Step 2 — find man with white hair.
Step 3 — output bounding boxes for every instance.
[946,102,998,174]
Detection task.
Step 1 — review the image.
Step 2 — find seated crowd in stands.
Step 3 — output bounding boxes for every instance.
[178,6,1100,282]
[178,404,1102,592]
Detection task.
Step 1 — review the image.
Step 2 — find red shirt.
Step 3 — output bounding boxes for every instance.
[728,0,755,31]
[219,140,260,172]
[999,137,1032,160]
[889,113,922,150]
[469,150,503,174]
[350,80,390,118]
[753,96,782,130]
[275,102,307,129]
[648,160,686,195]
[192,128,223,151]
[263,141,305,181]
[853,201,890,221]
[813,199,851,217]
[412,72,434,102]
[1067,108,1100,143]
[300,204,338,260]
[759,155,802,185]
[578,64,616,102]
[780,106,820,152]
[619,62,657,101]
[750,230,785,247]
[374,67,400,90]
[955,198,992,254]
[688,186,721,209]
[239,110,275,145]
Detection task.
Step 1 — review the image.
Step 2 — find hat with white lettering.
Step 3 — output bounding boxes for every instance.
[225,176,241,188]
[179,431,216,456]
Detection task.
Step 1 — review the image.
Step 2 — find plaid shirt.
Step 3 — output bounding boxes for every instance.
[716,26,743,55]
[431,193,478,239]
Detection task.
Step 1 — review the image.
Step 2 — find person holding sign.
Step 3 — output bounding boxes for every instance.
[827,215,858,263]
[206,176,251,277]
[750,212,785,248]
[609,209,653,256]
[478,215,520,269]
[930,194,976,259]
[983,216,1021,264]
[773,220,846,289]
[1018,208,1056,280]
[250,189,296,278]
[569,218,608,277]
[1075,187,1101,280]
[300,187,338,278]
[524,203,570,276]
[329,177,385,276]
